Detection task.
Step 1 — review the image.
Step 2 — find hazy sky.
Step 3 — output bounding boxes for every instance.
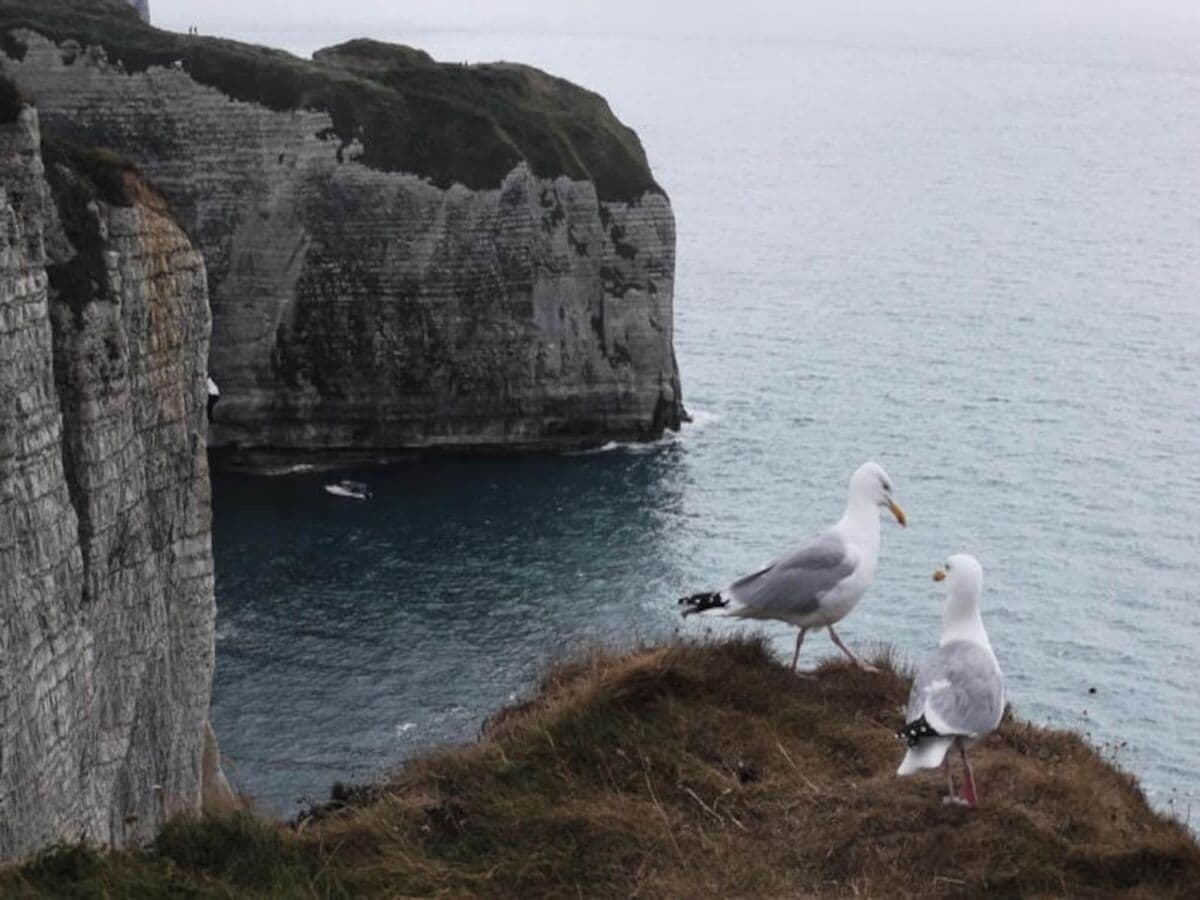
[150,0,1200,61]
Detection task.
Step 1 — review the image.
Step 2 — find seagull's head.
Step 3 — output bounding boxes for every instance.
[933,553,983,610]
[849,461,906,526]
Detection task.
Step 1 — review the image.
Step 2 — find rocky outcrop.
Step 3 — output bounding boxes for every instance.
[123,0,148,23]
[0,95,217,857]
[0,2,683,463]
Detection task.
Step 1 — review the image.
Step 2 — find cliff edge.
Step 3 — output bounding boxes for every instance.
[0,0,683,464]
[0,90,221,858]
[3,639,1197,896]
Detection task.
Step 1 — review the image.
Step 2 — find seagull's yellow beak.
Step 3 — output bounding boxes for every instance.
[932,568,946,582]
[887,499,907,527]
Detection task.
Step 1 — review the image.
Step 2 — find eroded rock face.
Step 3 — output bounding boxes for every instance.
[0,22,682,462]
[0,103,215,858]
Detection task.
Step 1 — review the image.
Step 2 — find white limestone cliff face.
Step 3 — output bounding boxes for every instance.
[1,29,682,464]
[0,103,220,858]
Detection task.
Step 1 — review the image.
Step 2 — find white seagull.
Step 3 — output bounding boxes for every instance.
[897,553,1004,807]
[678,461,907,671]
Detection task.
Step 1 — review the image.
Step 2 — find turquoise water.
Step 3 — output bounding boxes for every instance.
[208,20,1200,820]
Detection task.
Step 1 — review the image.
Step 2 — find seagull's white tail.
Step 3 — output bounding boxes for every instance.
[897,737,955,776]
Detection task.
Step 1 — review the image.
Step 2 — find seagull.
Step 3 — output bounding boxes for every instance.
[678,461,906,671]
[896,553,1004,807]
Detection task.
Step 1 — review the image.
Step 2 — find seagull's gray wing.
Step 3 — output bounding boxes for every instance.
[725,532,856,619]
[905,641,1004,738]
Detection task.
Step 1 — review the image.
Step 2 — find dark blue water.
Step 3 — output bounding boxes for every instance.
[208,13,1200,822]
[211,450,695,808]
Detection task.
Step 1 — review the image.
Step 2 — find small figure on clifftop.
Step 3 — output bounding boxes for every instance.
[678,461,907,671]
[897,553,1005,807]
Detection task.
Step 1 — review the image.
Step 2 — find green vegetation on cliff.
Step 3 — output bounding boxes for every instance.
[0,71,22,121]
[2,639,1196,898]
[39,137,143,321]
[0,0,661,200]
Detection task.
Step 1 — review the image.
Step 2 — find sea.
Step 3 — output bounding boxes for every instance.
[175,5,1200,821]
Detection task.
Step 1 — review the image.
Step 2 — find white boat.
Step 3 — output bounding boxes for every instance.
[324,479,371,500]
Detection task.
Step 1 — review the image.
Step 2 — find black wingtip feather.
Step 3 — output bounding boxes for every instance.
[896,715,941,747]
[677,591,728,618]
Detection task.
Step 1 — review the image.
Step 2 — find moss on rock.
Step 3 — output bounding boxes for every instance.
[43,136,138,207]
[41,139,118,319]
[40,137,154,325]
[0,70,23,121]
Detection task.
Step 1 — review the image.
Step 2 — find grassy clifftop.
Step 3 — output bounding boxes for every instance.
[3,638,1197,898]
[0,0,660,200]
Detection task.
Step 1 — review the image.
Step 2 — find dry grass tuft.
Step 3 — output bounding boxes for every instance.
[4,637,1197,897]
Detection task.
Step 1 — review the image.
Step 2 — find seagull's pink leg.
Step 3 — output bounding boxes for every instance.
[941,740,966,805]
[790,628,808,671]
[958,743,979,807]
[827,625,879,673]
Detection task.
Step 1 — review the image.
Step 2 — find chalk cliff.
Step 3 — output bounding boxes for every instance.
[0,1,683,463]
[0,92,217,857]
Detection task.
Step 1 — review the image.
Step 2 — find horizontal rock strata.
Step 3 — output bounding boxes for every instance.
[0,98,217,858]
[0,3,683,461]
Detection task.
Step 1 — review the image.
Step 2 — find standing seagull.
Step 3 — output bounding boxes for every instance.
[678,461,906,671]
[897,553,1004,807]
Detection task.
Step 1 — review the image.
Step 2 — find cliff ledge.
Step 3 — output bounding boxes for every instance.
[3,639,1196,897]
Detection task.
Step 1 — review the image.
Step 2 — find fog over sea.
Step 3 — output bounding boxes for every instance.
[164,2,1200,819]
